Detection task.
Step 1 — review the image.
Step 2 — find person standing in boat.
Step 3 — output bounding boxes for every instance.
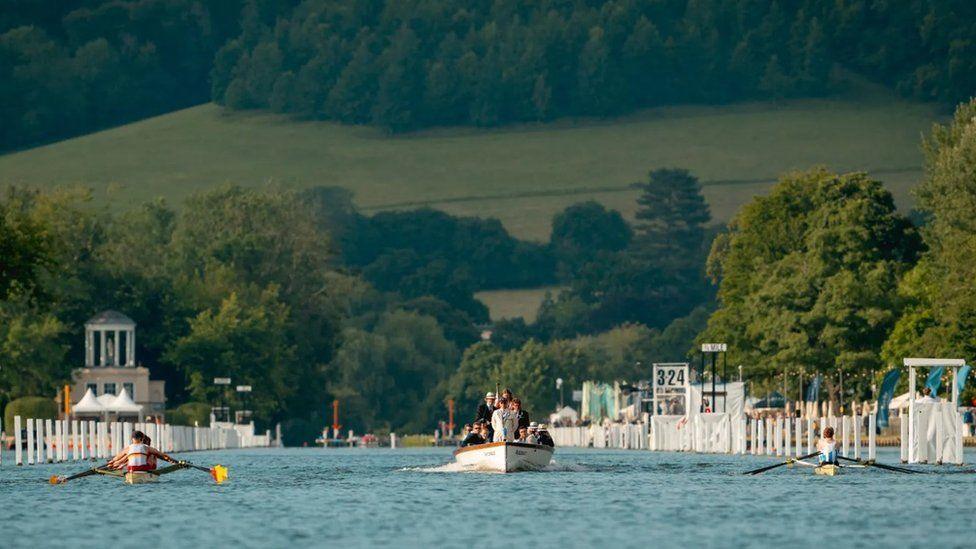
[491,398,516,441]
[477,392,496,440]
[107,430,178,473]
[512,398,530,436]
[817,426,838,465]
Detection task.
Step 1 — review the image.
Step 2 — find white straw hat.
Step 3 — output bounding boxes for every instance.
[485,392,496,398]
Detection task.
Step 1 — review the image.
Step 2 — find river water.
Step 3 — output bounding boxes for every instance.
[2,447,973,548]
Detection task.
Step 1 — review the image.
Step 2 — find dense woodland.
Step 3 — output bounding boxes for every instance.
[2,0,976,150]
[0,165,713,440]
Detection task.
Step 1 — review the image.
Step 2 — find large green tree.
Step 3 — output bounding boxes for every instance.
[883,99,976,366]
[699,168,921,400]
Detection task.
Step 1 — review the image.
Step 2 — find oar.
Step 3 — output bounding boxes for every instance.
[50,464,110,484]
[837,455,920,474]
[177,461,229,484]
[745,451,821,475]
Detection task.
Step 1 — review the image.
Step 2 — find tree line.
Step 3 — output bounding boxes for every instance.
[3,0,976,151]
[0,169,712,440]
[4,98,976,436]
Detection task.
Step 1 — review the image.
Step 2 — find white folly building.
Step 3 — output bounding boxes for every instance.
[70,310,166,418]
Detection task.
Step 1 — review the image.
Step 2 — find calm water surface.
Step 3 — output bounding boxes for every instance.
[2,447,973,548]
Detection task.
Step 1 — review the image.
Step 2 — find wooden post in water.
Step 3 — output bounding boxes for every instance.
[869,413,877,461]
[26,419,35,465]
[15,416,23,465]
[794,417,802,458]
[806,417,814,454]
[36,419,44,464]
[71,420,79,461]
[783,417,793,457]
[45,419,54,462]
[54,420,63,462]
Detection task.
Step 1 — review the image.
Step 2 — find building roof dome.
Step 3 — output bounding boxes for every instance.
[85,310,136,328]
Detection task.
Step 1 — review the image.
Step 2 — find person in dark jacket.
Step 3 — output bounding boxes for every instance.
[460,422,486,447]
[512,398,530,434]
[476,392,496,441]
[536,424,554,447]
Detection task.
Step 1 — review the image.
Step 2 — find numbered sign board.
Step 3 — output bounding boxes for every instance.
[652,363,690,416]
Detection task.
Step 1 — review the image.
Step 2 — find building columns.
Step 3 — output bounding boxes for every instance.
[114,330,121,366]
[100,330,107,366]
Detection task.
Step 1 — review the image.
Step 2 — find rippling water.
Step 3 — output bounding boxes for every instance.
[3,447,974,548]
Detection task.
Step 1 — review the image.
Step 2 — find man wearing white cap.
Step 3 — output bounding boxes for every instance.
[477,392,496,440]
[536,424,554,447]
[523,422,539,445]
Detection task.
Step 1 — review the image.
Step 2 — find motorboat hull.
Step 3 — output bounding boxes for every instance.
[453,441,554,472]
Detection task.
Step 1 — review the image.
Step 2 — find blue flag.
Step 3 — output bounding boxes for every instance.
[876,369,900,429]
[805,375,821,402]
[925,366,945,396]
[958,364,971,393]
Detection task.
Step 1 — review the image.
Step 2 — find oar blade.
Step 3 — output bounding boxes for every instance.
[210,465,228,484]
[49,475,64,485]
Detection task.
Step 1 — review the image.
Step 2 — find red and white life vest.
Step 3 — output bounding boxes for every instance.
[124,443,154,472]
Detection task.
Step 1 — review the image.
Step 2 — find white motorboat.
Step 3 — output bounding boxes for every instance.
[452,441,554,472]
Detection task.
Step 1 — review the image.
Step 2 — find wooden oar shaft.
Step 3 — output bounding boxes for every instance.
[745,451,820,475]
[837,455,919,474]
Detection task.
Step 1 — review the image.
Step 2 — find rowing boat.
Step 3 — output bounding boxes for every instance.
[813,464,840,476]
[91,466,172,484]
[51,462,228,485]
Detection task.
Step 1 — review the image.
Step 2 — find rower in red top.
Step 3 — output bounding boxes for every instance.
[107,430,178,473]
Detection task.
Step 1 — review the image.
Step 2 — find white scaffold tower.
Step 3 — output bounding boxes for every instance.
[903,357,966,465]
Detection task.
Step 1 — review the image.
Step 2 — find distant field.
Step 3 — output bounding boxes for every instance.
[0,91,939,241]
[475,287,562,322]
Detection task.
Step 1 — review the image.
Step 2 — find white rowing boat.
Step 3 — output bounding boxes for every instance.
[453,441,554,472]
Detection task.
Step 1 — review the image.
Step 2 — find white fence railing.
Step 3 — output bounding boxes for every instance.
[3,416,271,466]
[548,411,931,462]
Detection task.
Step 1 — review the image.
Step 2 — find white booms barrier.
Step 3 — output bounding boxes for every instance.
[5,416,271,466]
[902,402,964,465]
[552,411,885,460]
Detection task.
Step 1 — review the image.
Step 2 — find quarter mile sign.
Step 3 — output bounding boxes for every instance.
[701,343,727,352]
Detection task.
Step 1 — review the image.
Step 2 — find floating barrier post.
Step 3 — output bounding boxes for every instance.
[841,416,849,457]
[14,416,22,465]
[806,417,813,454]
[794,417,802,458]
[777,417,793,457]
[26,419,35,465]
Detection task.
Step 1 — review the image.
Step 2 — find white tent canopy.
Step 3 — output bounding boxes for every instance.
[107,387,142,413]
[549,405,579,425]
[73,388,105,413]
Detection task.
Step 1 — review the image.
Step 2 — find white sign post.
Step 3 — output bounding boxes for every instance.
[652,363,690,416]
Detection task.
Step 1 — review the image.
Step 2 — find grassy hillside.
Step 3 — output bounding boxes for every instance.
[0,91,939,241]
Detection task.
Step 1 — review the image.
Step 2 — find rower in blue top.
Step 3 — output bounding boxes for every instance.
[817,426,838,465]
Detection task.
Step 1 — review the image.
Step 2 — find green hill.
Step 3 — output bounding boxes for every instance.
[0,92,939,241]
